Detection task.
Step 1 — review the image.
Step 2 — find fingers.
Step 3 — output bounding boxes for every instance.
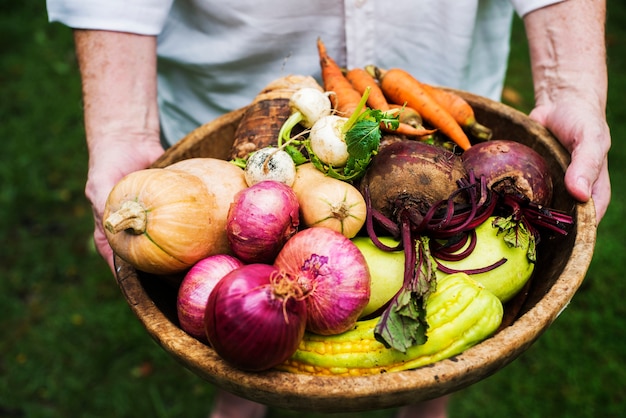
[529,103,611,225]
[94,223,116,275]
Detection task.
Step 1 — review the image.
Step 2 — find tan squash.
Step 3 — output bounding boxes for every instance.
[291,163,367,238]
[166,157,248,255]
[103,168,222,275]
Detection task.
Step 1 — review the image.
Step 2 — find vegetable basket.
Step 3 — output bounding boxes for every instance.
[114,90,596,412]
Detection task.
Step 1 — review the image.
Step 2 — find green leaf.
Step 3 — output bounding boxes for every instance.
[374,236,436,353]
[283,145,308,165]
[493,216,537,262]
[345,119,381,160]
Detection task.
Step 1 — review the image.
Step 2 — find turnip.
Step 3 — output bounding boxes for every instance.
[289,87,333,128]
[277,86,332,147]
[244,146,297,187]
[308,114,351,167]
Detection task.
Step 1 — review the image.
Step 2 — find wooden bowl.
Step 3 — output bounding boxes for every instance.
[114,91,596,412]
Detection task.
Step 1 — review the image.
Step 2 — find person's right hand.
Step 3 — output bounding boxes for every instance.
[85,135,164,274]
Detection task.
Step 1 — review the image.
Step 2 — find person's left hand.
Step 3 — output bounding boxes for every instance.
[529,94,611,224]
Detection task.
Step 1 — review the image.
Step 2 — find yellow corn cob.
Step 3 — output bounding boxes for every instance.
[277,272,503,376]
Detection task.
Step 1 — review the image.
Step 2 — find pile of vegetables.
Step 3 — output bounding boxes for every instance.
[103,39,574,375]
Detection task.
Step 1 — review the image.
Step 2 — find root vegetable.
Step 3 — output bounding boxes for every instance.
[317,38,363,117]
[308,114,351,167]
[461,139,553,206]
[418,83,492,141]
[244,146,297,187]
[288,87,332,129]
[346,67,436,138]
[360,141,501,351]
[371,66,473,151]
[229,75,323,159]
[363,140,467,222]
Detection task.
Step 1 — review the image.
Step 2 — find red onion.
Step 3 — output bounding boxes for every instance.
[274,227,371,335]
[204,263,307,371]
[226,180,300,264]
[176,254,244,342]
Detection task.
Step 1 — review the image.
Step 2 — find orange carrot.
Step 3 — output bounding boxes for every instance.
[316,38,363,116]
[420,83,492,141]
[345,67,435,138]
[345,67,390,111]
[372,66,473,151]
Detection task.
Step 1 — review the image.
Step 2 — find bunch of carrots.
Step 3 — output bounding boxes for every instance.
[316,38,492,151]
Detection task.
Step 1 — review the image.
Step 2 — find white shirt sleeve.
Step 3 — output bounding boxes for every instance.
[510,0,567,17]
[46,0,174,35]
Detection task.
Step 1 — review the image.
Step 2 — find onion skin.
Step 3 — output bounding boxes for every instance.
[226,180,300,264]
[461,140,553,207]
[274,227,371,335]
[176,254,244,342]
[204,264,307,372]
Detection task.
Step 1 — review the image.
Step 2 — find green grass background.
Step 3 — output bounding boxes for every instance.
[1,1,624,417]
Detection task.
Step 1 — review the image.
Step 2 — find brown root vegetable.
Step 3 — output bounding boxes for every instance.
[362,140,467,223]
[461,140,553,206]
[229,75,323,160]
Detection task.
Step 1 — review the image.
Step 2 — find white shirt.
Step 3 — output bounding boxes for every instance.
[47,0,564,145]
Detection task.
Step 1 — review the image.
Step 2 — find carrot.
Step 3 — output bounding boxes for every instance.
[345,67,390,110]
[419,83,492,141]
[388,103,423,128]
[316,38,363,116]
[345,67,435,138]
[371,66,473,151]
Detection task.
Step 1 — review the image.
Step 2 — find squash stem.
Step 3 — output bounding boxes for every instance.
[104,200,147,235]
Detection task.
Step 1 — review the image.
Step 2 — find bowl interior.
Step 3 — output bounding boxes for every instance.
[114,91,596,412]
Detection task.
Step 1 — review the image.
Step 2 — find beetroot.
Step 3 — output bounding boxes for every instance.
[461,140,553,207]
[360,140,492,352]
[362,140,467,224]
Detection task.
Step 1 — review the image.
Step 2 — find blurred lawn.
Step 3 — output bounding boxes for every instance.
[1,1,624,417]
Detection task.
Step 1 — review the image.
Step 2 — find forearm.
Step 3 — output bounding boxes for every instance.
[73,30,164,270]
[74,30,161,160]
[522,0,611,223]
[524,0,607,113]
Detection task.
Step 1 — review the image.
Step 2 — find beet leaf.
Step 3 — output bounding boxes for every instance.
[374,235,436,353]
